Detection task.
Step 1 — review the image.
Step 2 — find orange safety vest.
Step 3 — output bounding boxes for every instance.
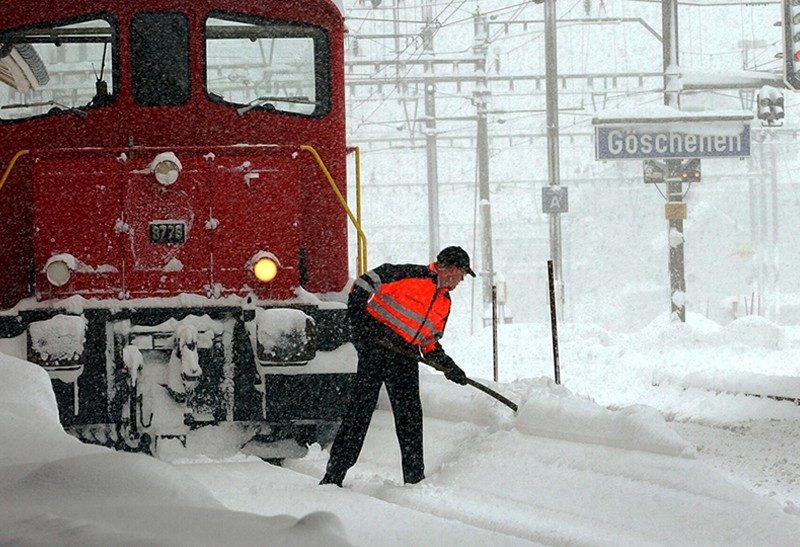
[361,265,450,353]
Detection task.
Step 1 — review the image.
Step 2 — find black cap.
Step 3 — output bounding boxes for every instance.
[436,246,476,277]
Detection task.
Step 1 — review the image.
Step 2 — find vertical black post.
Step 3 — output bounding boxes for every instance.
[547,260,561,384]
[492,284,498,382]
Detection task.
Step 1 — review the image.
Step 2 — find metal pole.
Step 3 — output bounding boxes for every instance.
[544,0,564,318]
[748,148,759,319]
[547,260,561,385]
[770,136,780,320]
[423,5,440,261]
[393,0,401,57]
[663,0,685,322]
[492,284,499,382]
[757,137,767,315]
[474,10,494,311]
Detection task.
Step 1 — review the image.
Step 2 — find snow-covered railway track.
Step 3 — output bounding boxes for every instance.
[184,409,800,545]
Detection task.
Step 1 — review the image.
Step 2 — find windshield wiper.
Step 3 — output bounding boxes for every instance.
[236,95,315,116]
[2,100,88,119]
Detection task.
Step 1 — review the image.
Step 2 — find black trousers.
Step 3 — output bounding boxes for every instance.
[324,342,424,484]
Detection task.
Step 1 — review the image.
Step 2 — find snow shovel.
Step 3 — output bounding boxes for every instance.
[423,359,518,412]
[376,340,519,413]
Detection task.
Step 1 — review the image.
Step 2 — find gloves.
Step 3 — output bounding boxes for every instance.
[428,350,468,385]
[444,364,468,385]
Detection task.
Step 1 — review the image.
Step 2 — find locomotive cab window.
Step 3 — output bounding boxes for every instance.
[0,17,116,121]
[205,14,330,117]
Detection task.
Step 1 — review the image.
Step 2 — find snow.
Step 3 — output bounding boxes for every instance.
[3,312,800,544]
[593,104,754,124]
[256,308,312,353]
[122,344,143,387]
[0,356,349,546]
[28,314,86,363]
[258,342,358,375]
[679,67,782,88]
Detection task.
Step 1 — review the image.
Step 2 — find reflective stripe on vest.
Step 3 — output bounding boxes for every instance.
[367,296,440,348]
[365,276,449,351]
[354,270,382,294]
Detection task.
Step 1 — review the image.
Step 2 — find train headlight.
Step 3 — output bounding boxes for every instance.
[154,160,180,185]
[45,259,72,287]
[253,257,278,282]
[248,251,281,283]
[149,152,182,186]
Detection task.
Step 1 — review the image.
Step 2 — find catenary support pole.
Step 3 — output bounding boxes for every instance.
[545,0,565,319]
[474,10,495,313]
[663,0,685,322]
[423,2,440,261]
[769,135,780,319]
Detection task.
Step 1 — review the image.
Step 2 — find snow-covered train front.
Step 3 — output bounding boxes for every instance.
[0,0,358,455]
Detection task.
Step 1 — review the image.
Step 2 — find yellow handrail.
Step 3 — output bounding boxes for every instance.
[0,150,30,193]
[352,146,366,275]
[300,144,367,276]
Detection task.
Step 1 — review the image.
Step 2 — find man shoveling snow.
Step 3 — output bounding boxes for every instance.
[320,247,474,487]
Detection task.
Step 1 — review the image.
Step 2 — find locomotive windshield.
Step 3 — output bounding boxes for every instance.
[205,14,331,117]
[0,17,115,121]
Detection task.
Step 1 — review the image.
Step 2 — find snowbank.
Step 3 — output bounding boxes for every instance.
[0,353,349,546]
[412,374,694,457]
[655,369,800,402]
[448,315,800,425]
[634,312,785,350]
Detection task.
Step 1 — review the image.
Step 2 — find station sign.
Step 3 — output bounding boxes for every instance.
[595,125,750,160]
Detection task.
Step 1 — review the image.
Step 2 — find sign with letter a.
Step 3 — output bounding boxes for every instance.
[542,186,568,214]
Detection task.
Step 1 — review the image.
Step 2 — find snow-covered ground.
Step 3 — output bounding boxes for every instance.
[2,313,800,545]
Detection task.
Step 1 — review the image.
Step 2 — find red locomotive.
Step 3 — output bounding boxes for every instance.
[0,0,363,455]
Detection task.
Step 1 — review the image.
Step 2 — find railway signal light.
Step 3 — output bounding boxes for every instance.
[678,159,701,183]
[781,0,800,89]
[756,85,785,125]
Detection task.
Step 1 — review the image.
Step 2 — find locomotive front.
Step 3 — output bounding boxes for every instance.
[0,1,358,456]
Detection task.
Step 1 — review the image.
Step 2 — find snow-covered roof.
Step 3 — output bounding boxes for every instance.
[678,68,783,90]
[593,105,754,125]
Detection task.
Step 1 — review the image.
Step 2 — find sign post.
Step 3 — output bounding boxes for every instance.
[593,109,752,322]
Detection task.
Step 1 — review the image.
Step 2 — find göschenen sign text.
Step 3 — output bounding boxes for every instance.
[595,125,750,160]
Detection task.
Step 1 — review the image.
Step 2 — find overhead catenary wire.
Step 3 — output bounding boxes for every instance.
[350,0,467,129]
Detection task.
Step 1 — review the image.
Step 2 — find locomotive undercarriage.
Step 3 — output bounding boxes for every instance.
[0,303,356,459]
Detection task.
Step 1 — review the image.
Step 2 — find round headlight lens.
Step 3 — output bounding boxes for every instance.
[46,260,72,287]
[253,257,278,283]
[154,160,180,186]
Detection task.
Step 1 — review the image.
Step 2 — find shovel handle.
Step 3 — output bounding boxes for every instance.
[419,352,518,412]
[375,339,519,413]
[464,378,519,412]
